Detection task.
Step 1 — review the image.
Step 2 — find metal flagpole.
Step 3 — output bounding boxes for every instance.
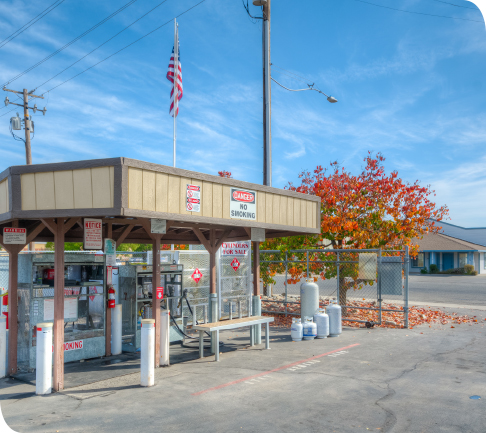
[173,18,177,168]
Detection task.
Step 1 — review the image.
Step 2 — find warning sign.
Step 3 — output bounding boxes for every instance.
[156,287,164,300]
[3,228,26,244]
[84,218,103,250]
[230,188,256,220]
[186,184,201,212]
[191,268,203,283]
[230,258,240,272]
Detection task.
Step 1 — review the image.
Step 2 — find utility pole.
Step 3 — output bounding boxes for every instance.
[3,87,46,165]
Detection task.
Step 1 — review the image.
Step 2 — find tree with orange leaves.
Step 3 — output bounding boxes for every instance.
[262,152,449,306]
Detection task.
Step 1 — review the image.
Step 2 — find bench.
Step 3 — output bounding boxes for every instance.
[192,316,274,361]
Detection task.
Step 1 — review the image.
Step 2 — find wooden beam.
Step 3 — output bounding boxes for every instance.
[41,218,58,235]
[152,235,161,367]
[53,219,65,391]
[210,229,216,250]
[215,229,232,252]
[192,227,211,252]
[26,222,46,244]
[63,218,80,235]
[253,241,260,296]
[115,224,134,245]
[7,249,18,375]
[244,228,251,239]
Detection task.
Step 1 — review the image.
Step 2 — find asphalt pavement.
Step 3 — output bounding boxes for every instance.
[1,306,485,433]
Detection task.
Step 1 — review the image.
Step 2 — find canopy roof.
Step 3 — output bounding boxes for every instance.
[0,157,320,244]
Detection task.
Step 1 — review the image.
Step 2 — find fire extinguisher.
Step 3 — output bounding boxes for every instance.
[108,285,116,309]
[0,287,8,329]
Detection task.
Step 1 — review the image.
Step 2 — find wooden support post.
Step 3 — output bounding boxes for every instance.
[7,249,18,375]
[53,219,65,392]
[152,235,161,367]
[253,241,260,296]
[105,222,113,358]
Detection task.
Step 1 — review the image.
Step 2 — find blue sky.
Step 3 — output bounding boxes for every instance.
[0,0,485,226]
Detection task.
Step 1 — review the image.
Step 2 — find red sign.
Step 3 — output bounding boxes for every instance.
[230,258,240,272]
[52,340,83,353]
[232,190,255,203]
[156,287,164,300]
[3,228,26,233]
[191,268,203,283]
[3,227,26,244]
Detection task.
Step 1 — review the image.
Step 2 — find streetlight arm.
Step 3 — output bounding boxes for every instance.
[271,77,337,103]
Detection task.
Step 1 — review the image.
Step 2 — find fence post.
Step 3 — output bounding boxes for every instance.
[306,250,309,278]
[284,251,288,317]
[378,248,382,325]
[336,251,340,304]
[404,245,409,328]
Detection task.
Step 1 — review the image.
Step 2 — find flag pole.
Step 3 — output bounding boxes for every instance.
[173,18,177,168]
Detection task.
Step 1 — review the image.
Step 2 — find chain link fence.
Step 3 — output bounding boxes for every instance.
[260,248,410,328]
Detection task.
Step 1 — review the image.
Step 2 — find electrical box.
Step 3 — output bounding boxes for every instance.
[10,116,21,130]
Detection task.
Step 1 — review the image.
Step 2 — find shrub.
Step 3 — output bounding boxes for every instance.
[464,264,475,275]
[438,266,477,275]
[429,264,439,274]
[420,267,428,274]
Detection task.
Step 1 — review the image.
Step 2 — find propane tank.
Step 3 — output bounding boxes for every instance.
[108,285,116,309]
[314,308,329,339]
[300,279,319,320]
[302,317,317,340]
[290,318,303,342]
[327,300,342,337]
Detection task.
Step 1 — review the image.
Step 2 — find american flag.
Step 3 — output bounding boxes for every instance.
[166,43,183,117]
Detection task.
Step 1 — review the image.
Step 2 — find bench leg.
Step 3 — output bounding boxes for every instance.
[215,330,220,362]
[199,331,204,358]
[250,325,254,347]
[265,322,270,350]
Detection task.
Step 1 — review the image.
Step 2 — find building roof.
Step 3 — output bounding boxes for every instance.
[413,232,486,252]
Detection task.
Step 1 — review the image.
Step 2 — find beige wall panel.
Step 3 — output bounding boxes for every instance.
[167,175,180,214]
[155,172,168,213]
[109,166,114,205]
[279,196,288,226]
[142,170,156,212]
[257,192,266,223]
[202,181,212,217]
[265,194,273,223]
[300,199,307,228]
[35,172,55,210]
[272,194,280,225]
[92,167,113,208]
[190,178,203,216]
[222,185,231,220]
[306,201,313,228]
[127,167,143,210]
[293,198,301,227]
[179,177,191,215]
[21,174,36,211]
[54,171,74,209]
[0,180,7,214]
[287,197,294,227]
[312,202,318,229]
[73,169,93,209]
[212,183,223,219]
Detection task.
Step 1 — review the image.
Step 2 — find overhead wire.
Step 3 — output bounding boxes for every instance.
[37,0,207,97]
[0,0,67,50]
[345,0,484,22]
[427,0,479,10]
[32,0,172,92]
[1,0,141,88]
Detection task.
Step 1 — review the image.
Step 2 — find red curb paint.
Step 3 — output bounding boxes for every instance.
[192,343,360,396]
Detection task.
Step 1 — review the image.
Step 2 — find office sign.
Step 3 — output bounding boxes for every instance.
[230,188,256,220]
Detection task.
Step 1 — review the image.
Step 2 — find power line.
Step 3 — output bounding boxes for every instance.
[38,0,207,96]
[0,0,66,50]
[33,0,172,92]
[346,0,484,23]
[1,0,140,88]
[428,0,479,10]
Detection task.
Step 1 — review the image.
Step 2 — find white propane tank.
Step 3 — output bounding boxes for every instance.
[300,279,319,320]
[291,318,303,342]
[302,317,317,340]
[327,300,342,337]
[314,308,329,339]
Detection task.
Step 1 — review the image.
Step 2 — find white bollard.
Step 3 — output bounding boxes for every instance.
[160,310,170,367]
[36,323,53,395]
[111,304,122,356]
[0,316,6,378]
[141,319,155,387]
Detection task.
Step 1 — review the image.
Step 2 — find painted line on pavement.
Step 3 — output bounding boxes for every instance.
[192,343,360,396]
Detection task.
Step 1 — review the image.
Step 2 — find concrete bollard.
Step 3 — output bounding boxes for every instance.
[252,295,262,345]
[36,323,53,395]
[0,316,6,378]
[160,310,170,367]
[141,319,155,387]
[111,304,122,356]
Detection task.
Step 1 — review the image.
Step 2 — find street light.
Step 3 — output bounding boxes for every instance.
[271,77,338,103]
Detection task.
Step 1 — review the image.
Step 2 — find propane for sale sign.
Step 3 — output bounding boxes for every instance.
[221,242,250,256]
[186,184,201,212]
[3,228,26,244]
[230,188,256,220]
[83,218,103,250]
